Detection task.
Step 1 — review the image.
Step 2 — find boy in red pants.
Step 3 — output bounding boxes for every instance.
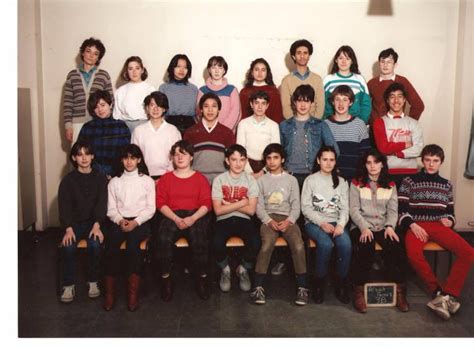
[398,144,474,320]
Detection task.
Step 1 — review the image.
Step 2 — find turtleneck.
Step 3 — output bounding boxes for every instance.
[123,168,139,177]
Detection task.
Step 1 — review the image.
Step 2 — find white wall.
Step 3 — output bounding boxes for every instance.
[18,0,473,229]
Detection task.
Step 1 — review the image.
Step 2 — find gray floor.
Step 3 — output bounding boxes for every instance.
[18,230,474,337]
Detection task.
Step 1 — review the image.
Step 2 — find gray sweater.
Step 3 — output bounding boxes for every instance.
[301,171,349,227]
[349,180,398,232]
[256,172,300,224]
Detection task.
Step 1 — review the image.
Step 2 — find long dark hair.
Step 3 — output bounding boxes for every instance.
[330,45,360,74]
[312,146,340,189]
[355,148,391,188]
[244,58,275,87]
[116,144,149,177]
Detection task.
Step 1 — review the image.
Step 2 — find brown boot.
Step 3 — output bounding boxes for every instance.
[396,283,410,312]
[353,285,367,313]
[102,276,116,311]
[127,273,141,312]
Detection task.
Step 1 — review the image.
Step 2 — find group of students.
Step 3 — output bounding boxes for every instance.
[58,37,474,321]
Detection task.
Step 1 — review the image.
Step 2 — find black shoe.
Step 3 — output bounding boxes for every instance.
[196,275,210,300]
[312,276,326,304]
[334,277,351,304]
[160,276,173,302]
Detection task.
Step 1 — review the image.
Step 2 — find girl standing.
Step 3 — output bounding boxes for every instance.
[114,56,156,133]
[239,58,283,123]
[104,144,155,312]
[159,54,198,135]
[301,146,351,304]
[323,45,371,123]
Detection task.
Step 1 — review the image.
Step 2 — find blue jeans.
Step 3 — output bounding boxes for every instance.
[305,222,352,279]
[62,221,102,286]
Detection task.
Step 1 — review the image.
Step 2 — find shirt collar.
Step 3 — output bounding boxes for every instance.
[379,74,396,82]
[292,68,310,80]
[79,64,97,74]
[387,111,405,119]
[251,115,267,125]
[202,119,218,133]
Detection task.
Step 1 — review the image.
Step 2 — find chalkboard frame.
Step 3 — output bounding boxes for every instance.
[364,282,396,307]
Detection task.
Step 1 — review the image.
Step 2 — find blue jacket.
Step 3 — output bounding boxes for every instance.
[279,116,339,173]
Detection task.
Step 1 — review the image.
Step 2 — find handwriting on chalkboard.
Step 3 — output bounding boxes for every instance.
[364,283,396,307]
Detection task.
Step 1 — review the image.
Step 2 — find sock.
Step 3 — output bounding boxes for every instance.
[295,273,307,288]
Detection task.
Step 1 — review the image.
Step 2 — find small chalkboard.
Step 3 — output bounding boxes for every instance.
[364,283,396,307]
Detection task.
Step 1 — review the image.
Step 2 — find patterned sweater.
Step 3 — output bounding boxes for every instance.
[349,179,398,232]
[398,170,455,232]
[63,68,113,129]
[323,72,372,123]
[77,116,131,177]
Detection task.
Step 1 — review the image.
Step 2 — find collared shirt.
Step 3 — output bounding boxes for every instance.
[202,119,219,134]
[387,111,405,119]
[292,68,311,81]
[79,64,97,87]
[379,73,396,82]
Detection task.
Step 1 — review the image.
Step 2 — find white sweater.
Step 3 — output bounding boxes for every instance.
[236,115,280,173]
[107,169,156,225]
[113,81,156,121]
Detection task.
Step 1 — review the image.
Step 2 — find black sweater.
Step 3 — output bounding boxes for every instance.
[58,168,108,229]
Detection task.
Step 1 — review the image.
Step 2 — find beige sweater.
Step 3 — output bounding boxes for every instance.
[279,71,325,119]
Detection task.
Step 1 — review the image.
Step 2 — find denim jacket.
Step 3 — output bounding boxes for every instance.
[279,116,339,172]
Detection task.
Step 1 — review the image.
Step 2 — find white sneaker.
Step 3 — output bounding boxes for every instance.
[60,285,75,303]
[219,267,231,292]
[446,295,461,314]
[237,265,251,292]
[271,262,286,275]
[427,294,450,320]
[87,282,100,298]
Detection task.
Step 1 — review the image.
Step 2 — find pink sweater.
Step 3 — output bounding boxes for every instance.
[196,77,241,133]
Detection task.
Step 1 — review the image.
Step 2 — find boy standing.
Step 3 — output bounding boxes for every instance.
[236,90,280,178]
[280,84,339,190]
[184,92,235,184]
[368,48,424,124]
[252,143,308,305]
[280,39,325,119]
[399,144,474,320]
[324,85,371,182]
[212,145,260,293]
[372,82,423,187]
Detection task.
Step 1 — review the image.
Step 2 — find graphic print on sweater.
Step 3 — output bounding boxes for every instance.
[312,193,342,214]
[387,127,412,143]
[222,185,249,203]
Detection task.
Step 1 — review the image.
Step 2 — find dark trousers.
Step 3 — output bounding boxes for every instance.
[214,216,259,270]
[62,221,101,286]
[350,228,407,285]
[156,210,210,276]
[103,219,150,277]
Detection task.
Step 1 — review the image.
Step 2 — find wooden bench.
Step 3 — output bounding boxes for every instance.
[175,236,289,248]
[75,238,149,250]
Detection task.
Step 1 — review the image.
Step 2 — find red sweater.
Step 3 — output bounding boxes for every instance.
[239,85,283,123]
[156,171,212,211]
[367,74,424,124]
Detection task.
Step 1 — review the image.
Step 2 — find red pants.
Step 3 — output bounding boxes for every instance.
[405,222,474,297]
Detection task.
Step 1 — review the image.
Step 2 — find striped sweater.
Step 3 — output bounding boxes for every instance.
[324,116,371,181]
[63,68,113,129]
[183,120,235,184]
[398,170,455,232]
[323,72,372,123]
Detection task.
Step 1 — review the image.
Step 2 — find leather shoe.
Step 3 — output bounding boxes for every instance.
[334,277,351,304]
[102,276,115,311]
[353,285,367,313]
[161,275,173,302]
[127,273,141,312]
[196,275,210,300]
[396,283,410,312]
[312,276,326,304]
